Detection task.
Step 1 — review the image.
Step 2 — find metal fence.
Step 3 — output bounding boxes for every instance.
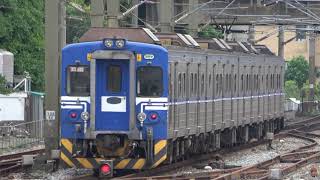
[0,92,45,154]
[0,120,44,153]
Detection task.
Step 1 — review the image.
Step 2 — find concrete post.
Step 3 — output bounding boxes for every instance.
[278,26,285,58]
[308,32,316,104]
[90,0,105,27]
[188,0,199,37]
[248,25,255,44]
[131,0,139,27]
[106,0,120,28]
[159,0,173,33]
[44,0,65,158]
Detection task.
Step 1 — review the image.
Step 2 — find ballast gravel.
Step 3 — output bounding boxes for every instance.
[169,136,311,177]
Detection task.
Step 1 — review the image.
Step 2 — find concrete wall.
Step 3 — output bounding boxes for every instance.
[0,93,27,121]
[255,25,320,67]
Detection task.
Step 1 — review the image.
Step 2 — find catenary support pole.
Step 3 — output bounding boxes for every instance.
[106,0,120,28]
[90,0,105,27]
[44,0,65,159]
[160,0,173,33]
[308,32,316,110]
[188,0,199,37]
[278,26,285,58]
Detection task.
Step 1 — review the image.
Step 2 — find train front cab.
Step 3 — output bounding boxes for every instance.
[60,39,169,176]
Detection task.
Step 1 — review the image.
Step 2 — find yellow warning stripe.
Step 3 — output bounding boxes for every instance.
[61,139,73,154]
[61,152,75,167]
[76,158,94,169]
[154,140,167,155]
[152,154,167,168]
[115,159,131,169]
[132,159,146,169]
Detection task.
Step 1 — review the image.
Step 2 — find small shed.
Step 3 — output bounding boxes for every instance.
[0,92,27,121]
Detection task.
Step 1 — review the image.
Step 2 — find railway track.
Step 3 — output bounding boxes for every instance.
[70,115,320,180]
[0,148,45,177]
[117,115,320,180]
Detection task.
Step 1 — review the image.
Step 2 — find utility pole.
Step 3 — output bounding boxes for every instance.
[90,0,105,27]
[248,25,255,44]
[278,26,285,58]
[308,32,316,109]
[131,0,139,27]
[188,0,199,37]
[159,0,173,33]
[44,0,65,158]
[106,0,120,28]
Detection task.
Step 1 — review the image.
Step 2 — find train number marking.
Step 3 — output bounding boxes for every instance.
[144,54,154,60]
[46,110,56,121]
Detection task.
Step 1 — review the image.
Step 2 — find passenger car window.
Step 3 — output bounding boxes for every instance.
[137,66,163,97]
[66,65,90,96]
[107,65,122,92]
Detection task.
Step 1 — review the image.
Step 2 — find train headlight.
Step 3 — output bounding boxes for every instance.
[81,112,89,121]
[137,112,146,122]
[115,39,125,48]
[104,39,113,48]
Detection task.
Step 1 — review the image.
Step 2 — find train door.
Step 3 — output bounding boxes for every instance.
[95,60,130,131]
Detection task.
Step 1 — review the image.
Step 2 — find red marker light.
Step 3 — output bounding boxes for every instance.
[70,112,77,119]
[151,114,157,120]
[100,164,111,175]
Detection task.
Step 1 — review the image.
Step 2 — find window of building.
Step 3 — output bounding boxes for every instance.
[137,66,163,97]
[66,65,90,96]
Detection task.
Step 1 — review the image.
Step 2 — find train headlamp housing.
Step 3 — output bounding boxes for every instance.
[116,39,125,48]
[104,39,113,48]
[137,112,146,122]
[81,112,89,121]
[103,38,126,49]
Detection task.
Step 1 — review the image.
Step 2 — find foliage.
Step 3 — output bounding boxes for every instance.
[0,0,44,91]
[0,75,12,95]
[300,81,320,100]
[284,80,300,99]
[285,55,309,88]
[66,0,91,43]
[198,26,223,39]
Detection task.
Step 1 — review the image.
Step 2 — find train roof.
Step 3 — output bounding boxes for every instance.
[79,27,278,57]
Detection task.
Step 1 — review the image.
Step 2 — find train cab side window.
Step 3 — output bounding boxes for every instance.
[216,75,219,96]
[178,73,182,97]
[201,74,204,96]
[66,65,90,96]
[183,73,186,97]
[137,66,163,97]
[107,65,122,92]
[209,74,212,90]
[194,73,198,96]
[191,73,194,96]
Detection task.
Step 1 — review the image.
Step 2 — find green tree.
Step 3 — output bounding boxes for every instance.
[0,0,44,91]
[198,26,223,39]
[66,0,91,43]
[285,80,300,99]
[285,55,309,88]
[0,75,12,95]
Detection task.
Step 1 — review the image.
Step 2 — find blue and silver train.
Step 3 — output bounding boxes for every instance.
[60,28,285,176]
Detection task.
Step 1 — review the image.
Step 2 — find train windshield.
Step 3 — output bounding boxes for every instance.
[137,66,163,97]
[66,65,90,96]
